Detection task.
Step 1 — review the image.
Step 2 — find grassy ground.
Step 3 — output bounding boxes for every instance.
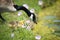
[0,0,60,40]
[33,0,60,40]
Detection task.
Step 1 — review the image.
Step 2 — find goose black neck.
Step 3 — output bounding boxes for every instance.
[14,5,31,17]
[13,5,37,24]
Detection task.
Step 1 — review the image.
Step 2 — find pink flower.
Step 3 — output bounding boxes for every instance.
[35,35,41,40]
[18,12,22,16]
[26,20,31,24]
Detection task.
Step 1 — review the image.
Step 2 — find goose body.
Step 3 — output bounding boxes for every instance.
[0,0,16,12]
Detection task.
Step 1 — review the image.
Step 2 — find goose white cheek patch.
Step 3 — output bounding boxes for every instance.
[8,6,17,11]
[30,14,33,20]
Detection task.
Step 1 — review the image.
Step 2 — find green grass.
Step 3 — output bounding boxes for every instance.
[0,0,40,40]
[33,0,60,40]
[0,0,60,40]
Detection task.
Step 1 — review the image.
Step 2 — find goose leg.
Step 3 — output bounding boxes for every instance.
[0,14,6,22]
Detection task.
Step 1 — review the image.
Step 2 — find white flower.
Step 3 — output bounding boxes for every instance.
[18,12,22,16]
[11,33,14,38]
[26,26,31,31]
[30,9,35,13]
[23,4,29,9]
[35,35,41,40]
[38,0,43,5]
[26,20,31,24]
[22,24,26,28]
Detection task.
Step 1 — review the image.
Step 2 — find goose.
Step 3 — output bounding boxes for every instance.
[0,0,37,24]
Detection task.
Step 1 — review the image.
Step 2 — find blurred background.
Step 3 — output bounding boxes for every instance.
[0,0,60,40]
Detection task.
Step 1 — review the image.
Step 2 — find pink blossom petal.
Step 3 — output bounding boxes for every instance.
[35,35,41,40]
[26,20,31,24]
[18,12,22,16]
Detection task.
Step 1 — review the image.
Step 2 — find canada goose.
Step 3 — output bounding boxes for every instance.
[0,0,37,24]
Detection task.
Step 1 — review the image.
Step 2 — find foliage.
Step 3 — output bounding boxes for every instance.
[0,0,60,40]
[33,0,60,40]
[0,24,35,40]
